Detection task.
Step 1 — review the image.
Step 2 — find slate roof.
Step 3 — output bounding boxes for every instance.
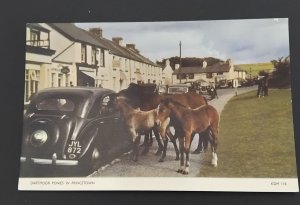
[173,62,231,74]
[96,36,159,67]
[48,23,159,67]
[27,23,50,33]
[47,23,108,49]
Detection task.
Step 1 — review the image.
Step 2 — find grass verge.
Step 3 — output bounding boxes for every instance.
[198,89,297,178]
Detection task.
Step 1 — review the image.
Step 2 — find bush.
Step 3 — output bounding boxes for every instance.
[269,56,290,88]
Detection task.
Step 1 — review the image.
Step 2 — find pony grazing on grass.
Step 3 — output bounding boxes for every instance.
[156,98,220,175]
[113,96,170,162]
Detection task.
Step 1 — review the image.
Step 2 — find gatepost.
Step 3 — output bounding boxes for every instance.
[233,79,238,96]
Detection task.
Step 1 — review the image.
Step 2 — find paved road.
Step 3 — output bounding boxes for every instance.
[89,86,257,177]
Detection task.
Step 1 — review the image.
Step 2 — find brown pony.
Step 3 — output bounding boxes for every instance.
[156,98,219,174]
[113,96,170,162]
[117,83,208,162]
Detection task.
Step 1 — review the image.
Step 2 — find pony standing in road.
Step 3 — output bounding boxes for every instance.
[117,83,209,162]
[156,99,220,174]
[113,96,170,162]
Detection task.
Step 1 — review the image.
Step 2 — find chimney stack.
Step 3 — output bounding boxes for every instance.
[126,44,136,50]
[126,44,140,53]
[89,28,102,39]
[226,58,233,67]
[112,37,123,46]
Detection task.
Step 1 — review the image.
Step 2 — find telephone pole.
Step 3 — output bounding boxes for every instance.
[179,41,182,83]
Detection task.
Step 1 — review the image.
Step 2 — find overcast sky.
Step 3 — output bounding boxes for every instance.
[76,18,289,64]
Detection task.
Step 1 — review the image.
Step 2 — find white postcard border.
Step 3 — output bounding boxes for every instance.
[18,177,299,192]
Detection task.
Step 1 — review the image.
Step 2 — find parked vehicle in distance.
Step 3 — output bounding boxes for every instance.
[167,84,190,94]
[157,85,167,95]
[20,87,131,177]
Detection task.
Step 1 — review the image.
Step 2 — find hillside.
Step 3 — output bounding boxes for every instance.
[237,62,274,77]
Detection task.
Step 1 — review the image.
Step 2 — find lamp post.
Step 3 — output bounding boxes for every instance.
[179,41,182,83]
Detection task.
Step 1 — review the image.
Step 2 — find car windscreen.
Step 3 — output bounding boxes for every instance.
[32,95,84,115]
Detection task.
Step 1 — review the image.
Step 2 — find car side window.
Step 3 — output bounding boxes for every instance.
[88,94,117,119]
[99,96,111,116]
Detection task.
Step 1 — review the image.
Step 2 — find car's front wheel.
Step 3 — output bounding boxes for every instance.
[79,145,103,176]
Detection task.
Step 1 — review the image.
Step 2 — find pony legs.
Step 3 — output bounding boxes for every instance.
[176,131,191,175]
[177,136,185,173]
[159,127,180,162]
[209,127,218,167]
[153,127,164,155]
[129,129,141,162]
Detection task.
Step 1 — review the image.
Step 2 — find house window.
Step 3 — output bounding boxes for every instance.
[25,70,39,102]
[29,29,40,47]
[58,74,63,87]
[188,74,194,79]
[91,47,96,65]
[100,49,105,67]
[113,77,116,90]
[125,59,128,72]
[25,70,29,102]
[51,73,56,87]
[177,74,186,79]
[65,74,69,86]
[206,73,213,78]
[217,72,223,75]
[81,44,86,63]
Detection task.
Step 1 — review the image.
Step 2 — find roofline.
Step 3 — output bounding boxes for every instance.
[47,23,108,50]
[27,23,50,33]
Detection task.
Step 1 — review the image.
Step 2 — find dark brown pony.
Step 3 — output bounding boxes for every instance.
[113,96,170,161]
[117,83,208,162]
[156,99,219,174]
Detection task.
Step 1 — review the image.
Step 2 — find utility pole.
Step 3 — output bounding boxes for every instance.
[179,41,182,83]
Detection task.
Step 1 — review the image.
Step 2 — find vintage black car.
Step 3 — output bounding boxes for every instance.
[20,87,131,177]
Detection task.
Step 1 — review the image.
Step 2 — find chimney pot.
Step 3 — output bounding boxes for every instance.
[89,28,102,38]
[112,37,123,46]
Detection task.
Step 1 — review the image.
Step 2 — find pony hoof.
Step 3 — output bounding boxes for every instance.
[176,169,183,173]
[192,149,201,154]
[155,150,163,156]
[211,161,218,167]
[182,171,189,175]
[158,158,164,162]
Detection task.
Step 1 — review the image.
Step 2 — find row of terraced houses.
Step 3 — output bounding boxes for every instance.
[25,23,246,104]
[25,23,164,104]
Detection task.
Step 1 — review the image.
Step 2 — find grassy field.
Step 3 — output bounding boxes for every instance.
[237,62,274,77]
[198,89,297,178]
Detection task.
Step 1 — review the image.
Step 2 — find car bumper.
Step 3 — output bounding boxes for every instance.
[20,157,78,166]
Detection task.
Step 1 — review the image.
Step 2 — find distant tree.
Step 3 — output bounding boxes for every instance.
[269,56,290,88]
[156,56,224,70]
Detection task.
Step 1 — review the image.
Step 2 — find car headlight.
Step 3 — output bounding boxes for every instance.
[30,130,48,147]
